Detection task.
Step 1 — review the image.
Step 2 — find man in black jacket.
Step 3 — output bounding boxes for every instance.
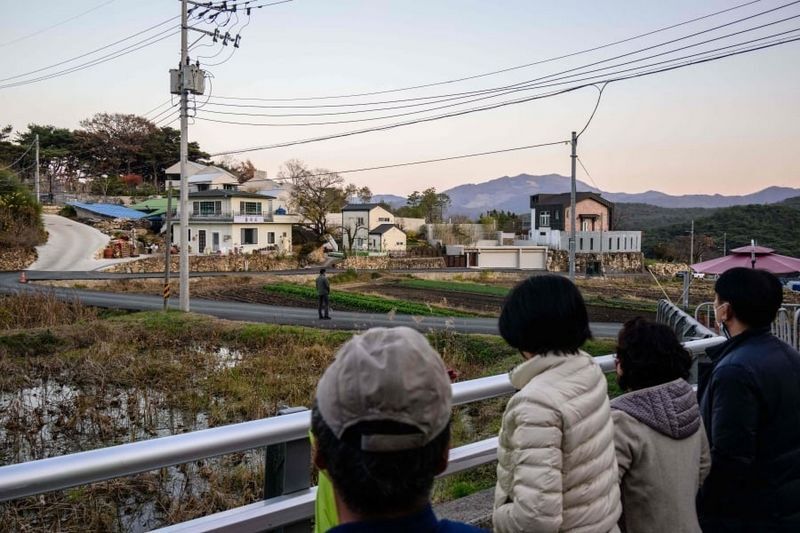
[316,268,331,320]
[697,267,800,532]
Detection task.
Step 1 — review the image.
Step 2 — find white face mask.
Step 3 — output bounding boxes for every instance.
[714,302,730,338]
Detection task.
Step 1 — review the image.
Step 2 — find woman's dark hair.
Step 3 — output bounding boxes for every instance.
[715,267,783,328]
[616,317,692,391]
[498,275,591,355]
[311,405,450,518]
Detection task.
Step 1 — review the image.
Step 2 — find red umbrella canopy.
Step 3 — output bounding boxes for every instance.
[692,247,800,275]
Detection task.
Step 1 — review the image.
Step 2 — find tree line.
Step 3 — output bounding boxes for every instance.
[0,114,219,197]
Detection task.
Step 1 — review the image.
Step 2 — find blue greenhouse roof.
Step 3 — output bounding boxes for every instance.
[68,202,148,220]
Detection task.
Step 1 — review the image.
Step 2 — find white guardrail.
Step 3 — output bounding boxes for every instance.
[0,303,726,532]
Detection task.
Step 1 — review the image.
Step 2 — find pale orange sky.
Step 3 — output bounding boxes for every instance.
[2,0,799,196]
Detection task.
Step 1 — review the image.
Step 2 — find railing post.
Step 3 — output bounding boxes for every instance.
[265,407,311,533]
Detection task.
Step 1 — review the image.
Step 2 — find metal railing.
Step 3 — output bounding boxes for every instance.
[696,302,800,351]
[0,302,725,532]
[659,299,717,341]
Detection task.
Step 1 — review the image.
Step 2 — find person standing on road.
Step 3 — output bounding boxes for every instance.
[317,268,331,320]
[697,267,800,532]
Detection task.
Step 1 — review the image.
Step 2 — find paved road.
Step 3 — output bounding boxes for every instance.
[0,272,623,338]
[29,215,112,271]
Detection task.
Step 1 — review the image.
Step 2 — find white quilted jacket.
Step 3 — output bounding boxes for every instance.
[493,352,622,533]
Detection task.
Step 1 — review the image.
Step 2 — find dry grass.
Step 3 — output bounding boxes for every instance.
[0,305,614,530]
[0,291,97,330]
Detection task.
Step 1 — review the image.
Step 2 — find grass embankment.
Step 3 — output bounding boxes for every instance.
[0,292,618,529]
[399,278,659,313]
[264,282,476,317]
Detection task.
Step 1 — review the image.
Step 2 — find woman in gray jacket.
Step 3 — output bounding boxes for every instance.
[611,318,710,533]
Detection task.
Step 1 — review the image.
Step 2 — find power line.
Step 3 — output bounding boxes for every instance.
[0,140,36,171]
[142,99,175,118]
[0,0,119,48]
[208,0,768,102]
[204,0,799,111]
[0,28,180,90]
[576,156,600,190]
[0,16,180,84]
[198,25,800,128]
[266,141,569,179]
[208,33,800,155]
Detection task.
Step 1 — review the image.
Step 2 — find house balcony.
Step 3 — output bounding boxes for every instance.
[183,211,299,224]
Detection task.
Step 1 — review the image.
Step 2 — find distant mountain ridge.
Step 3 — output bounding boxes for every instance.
[375,174,800,216]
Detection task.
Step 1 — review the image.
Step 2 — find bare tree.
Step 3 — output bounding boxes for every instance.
[286,160,348,238]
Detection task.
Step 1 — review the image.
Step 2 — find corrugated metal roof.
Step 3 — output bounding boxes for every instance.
[68,202,148,219]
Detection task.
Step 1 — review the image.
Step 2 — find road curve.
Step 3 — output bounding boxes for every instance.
[29,215,111,271]
[0,272,622,338]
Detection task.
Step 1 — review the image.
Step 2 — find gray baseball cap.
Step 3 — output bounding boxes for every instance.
[315,327,452,452]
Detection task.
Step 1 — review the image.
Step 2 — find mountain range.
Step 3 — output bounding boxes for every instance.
[373,174,800,217]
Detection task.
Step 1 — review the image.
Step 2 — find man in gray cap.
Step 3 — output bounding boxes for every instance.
[311,326,486,532]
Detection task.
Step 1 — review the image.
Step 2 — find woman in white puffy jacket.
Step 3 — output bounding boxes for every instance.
[493,275,622,533]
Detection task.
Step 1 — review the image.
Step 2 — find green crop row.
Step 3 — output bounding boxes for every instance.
[263,283,474,317]
[398,279,510,297]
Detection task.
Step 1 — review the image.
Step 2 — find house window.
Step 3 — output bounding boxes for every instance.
[539,211,550,227]
[223,184,236,190]
[582,219,591,231]
[378,217,390,222]
[267,232,275,244]
[240,201,262,215]
[194,201,220,215]
[356,216,365,225]
[241,228,257,245]
[356,238,364,247]
[196,184,210,191]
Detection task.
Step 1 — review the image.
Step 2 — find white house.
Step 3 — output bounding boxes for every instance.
[341,203,406,252]
[165,162,240,192]
[171,190,299,255]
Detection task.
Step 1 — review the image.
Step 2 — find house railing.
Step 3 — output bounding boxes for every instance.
[0,301,725,532]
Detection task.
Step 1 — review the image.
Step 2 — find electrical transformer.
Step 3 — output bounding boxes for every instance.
[169,65,206,95]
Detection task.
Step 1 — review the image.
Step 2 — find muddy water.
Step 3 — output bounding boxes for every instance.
[0,345,267,532]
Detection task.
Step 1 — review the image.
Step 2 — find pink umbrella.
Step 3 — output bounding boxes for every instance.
[692,244,800,275]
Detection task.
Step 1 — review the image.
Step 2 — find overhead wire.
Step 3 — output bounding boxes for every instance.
[197,24,800,127]
[203,0,800,110]
[268,141,569,180]
[0,140,36,171]
[0,0,119,48]
[207,0,767,102]
[207,32,800,155]
[0,15,180,83]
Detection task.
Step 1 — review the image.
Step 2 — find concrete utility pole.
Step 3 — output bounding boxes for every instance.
[164,183,173,311]
[34,134,40,203]
[723,232,727,255]
[569,131,577,280]
[689,219,695,265]
[179,0,190,312]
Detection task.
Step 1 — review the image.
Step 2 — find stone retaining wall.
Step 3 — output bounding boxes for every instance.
[547,250,644,274]
[103,254,299,273]
[339,256,447,270]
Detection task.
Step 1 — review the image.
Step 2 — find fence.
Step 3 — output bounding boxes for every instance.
[696,302,800,351]
[0,301,724,531]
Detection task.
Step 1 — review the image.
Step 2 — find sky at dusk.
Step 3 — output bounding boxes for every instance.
[2,0,799,197]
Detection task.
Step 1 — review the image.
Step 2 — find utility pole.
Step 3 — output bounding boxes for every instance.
[569,131,577,280]
[164,184,173,311]
[34,134,40,203]
[179,0,190,312]
[689,219,694,265]
[723,232,727,255]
